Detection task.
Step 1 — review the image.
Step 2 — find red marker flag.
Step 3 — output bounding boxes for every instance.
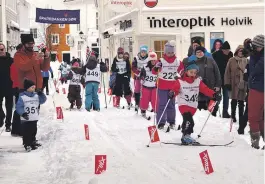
[56,107,64,120]
[148,125,160,143]
[199,150,214,175]
[95,155,107,174]
[84,124,89,140]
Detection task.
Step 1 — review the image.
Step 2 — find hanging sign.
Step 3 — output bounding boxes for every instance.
[108,0,135,13]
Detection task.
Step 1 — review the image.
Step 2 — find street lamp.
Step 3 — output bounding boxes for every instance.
[79,31,86,41]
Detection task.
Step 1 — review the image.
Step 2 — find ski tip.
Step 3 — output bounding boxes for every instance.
[146,145,150,147]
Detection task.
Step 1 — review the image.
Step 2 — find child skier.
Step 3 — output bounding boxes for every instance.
[132,45,149,111]
[16,79,47,152]
[152,40,184,129]
[168,62,222,144]
[83,56,107,111]
[139,51,158,117]
[67,62,85,110]
[111,47,132,109]
[58,61,71,84]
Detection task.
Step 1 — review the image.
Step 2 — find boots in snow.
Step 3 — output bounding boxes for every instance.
[158,123,165,130]
[141,110,146,117]
[231,99,237,122]
[135,105,139,112]
[0,118,4,127]
[222,110,231,119]
[33,140,42,147]
[181,134,199,145]
[169,123,175,130]
[24,145,32,152]
[250,131,260,149]
[5,127,11,132]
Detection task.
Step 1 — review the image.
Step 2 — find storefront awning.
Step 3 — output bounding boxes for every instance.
[104,8,139,24]
[113,29,133,37]
[20,28,30,33]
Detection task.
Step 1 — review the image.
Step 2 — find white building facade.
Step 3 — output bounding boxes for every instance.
[64,0,99,62]
[99,0,264,63]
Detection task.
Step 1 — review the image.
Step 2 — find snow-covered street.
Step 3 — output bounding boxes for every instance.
[0,81,263,184]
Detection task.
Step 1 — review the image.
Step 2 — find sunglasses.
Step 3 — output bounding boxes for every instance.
[0,49,4,51]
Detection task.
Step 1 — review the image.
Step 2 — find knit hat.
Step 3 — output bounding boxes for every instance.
[24,79,35,90]
[140,45,148,52]
[222,41,231,49]
[195,46,206,53]
[192,39,201,46]
[72,62,80,67]
[148,51,157,60]
[117,47,124,54]
[252,34,264,48]
[164,40,176,53]
[185,61,199,71]
[21,34,34,45]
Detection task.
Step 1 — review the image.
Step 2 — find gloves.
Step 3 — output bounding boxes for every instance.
[213,92,222,102]
[155,62,162,68]
[22,113,29,120]
[114,68,119,73]
[37,90,44,96]
[224,84,232,91]
[168,91,175,99]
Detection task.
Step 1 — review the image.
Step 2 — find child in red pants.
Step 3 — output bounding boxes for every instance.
[139,51,158,117]
[169,61,221,145]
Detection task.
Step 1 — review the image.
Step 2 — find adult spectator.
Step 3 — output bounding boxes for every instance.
[41,67,54,95]
[0,43,13,132]
[224,45,248,123]
[188,39,212,62]
[211,39,223,53]
[14,34,50,91]
[247,34,264,149]
[212,41,233,118]
[10,44,23,136]
[191,46,222,111]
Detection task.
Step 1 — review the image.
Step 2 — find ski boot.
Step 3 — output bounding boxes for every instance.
[24,145,32,152]
[127,103,132,110]
[77,106,81,110]
[33,140,42,147]
[70,102,75,109]
[250,131,260,149]
[135,105,139,112]
[181,134,200,145]
[141,110,146,117]
[5,127,11,132]
[169,123,175,130]
[158,123,165,130]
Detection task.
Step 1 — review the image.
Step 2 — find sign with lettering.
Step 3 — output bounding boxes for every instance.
[199,150,214,175]
[120,20,132,31]
[147,16,253,29]
[108,0,135,13]
[95,155,107,174]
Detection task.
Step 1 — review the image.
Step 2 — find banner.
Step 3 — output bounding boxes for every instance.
[36,8,80,24]
[108,0,135,13]
[199,150,214,175]
[95,155,107,174]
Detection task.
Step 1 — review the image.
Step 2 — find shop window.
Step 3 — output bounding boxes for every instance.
[154,40,168,59]
[210,32,224,53]
[190,32,205,47]
[30,28,38,38]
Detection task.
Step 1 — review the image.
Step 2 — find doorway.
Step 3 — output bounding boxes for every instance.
[62,53,71,64]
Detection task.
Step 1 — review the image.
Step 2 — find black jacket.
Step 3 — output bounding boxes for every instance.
[0,53,13,93]
[111,57,131,78]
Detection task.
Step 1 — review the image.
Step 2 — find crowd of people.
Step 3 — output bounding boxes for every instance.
[0,33,263,151]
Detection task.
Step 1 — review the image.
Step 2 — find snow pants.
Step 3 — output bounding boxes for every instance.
[0,91,13,128]
[11,88,22,136]
[22,121,37,146]
[85,82,100,110]
[68,85,82,107]
[140,87,157,112]
[113,75,132,97]
[134,79,141,106]
[42,77,49,94]
[181,112,194,135]
[248,89,264,136]
[156,89,176,125]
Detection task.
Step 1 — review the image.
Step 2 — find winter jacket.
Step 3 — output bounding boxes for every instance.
[67,68,85,86]
[14,49,50,90]
[10,63,19,88]
[140,60,157,89]
[0,52,13,94]
[212,49,233,85]
[192,56,222,101]
[188,49,213,62]
[248,49,264,92]
[152,54,184,90]
[41,67,53,78]
[16,91,47,116]
[171,74,215,116]
[111,57,131,78]
[132,53,148,79]
[59,63,71,77]
[224,45,248,101]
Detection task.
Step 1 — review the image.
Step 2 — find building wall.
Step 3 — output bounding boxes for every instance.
[46,24,70,62]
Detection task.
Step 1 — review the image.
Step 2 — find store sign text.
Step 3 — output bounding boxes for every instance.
[147,16,253,29]
[120,20,132,31]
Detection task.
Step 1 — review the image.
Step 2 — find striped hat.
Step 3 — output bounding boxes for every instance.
[252,34,264,48]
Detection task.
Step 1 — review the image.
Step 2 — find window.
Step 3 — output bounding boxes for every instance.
[96,12,99,30]
[190,32,205,47]
[77,41,82,59]
[77,24,80,31]
[92,43,97,47]
[210,32,224,53]
[66,34,70,45]
[30,28,38,39]
[51,34,59,45]
[59,24,65,28]
[154,40,168,59]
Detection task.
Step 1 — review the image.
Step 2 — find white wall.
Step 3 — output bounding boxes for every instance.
[18,0,30,33]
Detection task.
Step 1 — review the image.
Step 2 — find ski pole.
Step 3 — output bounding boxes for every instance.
[147,99,170,147]
[102,73,107,108]
[154,73,160,125]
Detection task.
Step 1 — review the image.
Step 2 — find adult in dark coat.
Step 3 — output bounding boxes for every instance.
[0,43,14,132]
[212,41,233,118]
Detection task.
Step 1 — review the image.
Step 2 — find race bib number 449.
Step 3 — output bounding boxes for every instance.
[87,71,99,77]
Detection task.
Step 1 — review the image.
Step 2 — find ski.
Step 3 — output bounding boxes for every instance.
[141,115,151,120]
[161,140,234,147]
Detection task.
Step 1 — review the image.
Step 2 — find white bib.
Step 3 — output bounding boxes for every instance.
[177,78,200,108]
[21,94,40,121]
[61,65,70,75]
[85,65,101,83]
[116,61,127,74]
[142,66,157,88]
[70,71,81,85]
[158,58,181,81]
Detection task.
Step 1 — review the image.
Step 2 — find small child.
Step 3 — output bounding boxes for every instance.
[169,62,221,145]
[67,62,85,110]
[16,79,47,152]
[139,51,158,117]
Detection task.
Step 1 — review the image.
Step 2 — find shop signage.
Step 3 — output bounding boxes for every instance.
[144,0,158,8]
[120,20,132,31]
[147,16,253,29]
[108,0,135,13]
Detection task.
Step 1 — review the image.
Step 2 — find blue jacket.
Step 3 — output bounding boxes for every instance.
[188,49,212,62]
[41,67,53,78]
[248,49,264,92]
[16,91,47,116]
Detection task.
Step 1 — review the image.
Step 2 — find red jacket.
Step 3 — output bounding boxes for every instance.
[152,54,184,90]
[171,74,215,115]
[10,63,19,88]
